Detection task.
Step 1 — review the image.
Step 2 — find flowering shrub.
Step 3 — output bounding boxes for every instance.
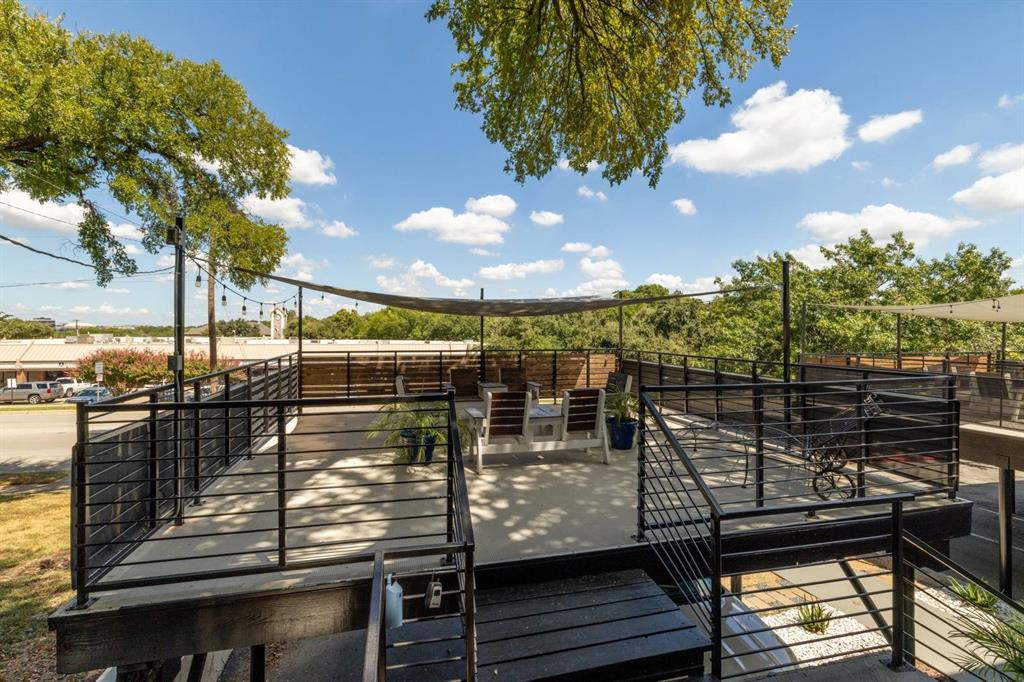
[73,348,235,395]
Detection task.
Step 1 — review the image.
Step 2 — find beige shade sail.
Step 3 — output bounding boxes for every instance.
[255,271,760,317]
[818,294,1024,323]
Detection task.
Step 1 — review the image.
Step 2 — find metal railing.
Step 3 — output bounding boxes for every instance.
[71,388,474,616]
[638,378,960,678]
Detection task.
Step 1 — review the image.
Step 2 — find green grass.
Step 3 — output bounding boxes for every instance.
[0,472,67,491]
[0,490,83,680]
[0,402,75,412]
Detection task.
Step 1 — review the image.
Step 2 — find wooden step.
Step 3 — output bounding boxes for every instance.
[386,569,710,681]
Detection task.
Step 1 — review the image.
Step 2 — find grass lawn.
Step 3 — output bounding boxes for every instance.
[0,472,67,492]
[0,403,75,413]
[0,490,97,681]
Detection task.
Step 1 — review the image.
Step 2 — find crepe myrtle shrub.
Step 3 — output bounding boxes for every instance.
[73,348,235,395]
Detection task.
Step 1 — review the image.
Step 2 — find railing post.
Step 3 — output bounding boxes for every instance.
[346,351,352,398]
[245,365,254,459]
[223,372,232,466]
[465,545,477,681]
[890,500,906,669]
[856,382,867,497]
[658,352,664,385]
[393,351,399,395]
[73,403,89,606]
[682,355,689,413]
[948,377,959,500]
[551,351,557,399]
[439,350,444,391]
[148,393,159,528]
[713,357,721,422]
[711,514,723,679]
[277,405,287,568]
[585,349,591,388]
[636,391,647,542]
[192,383,201,505]
[754,385,765,506]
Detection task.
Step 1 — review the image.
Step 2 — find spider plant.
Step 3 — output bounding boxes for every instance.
[605,389,638,426]
[796,601,832,635]
[950,604,1024,679]
[368,402,471,464]
[951,578,999,612]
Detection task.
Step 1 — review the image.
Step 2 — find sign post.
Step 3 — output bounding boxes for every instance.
[94,362,104,384]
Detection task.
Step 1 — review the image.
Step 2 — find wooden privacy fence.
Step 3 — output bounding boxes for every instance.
[301,349,618,398]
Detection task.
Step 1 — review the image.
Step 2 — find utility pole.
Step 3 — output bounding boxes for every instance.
[167,214,186,525]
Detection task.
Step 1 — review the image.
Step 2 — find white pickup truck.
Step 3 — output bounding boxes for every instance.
[54,377,92,397]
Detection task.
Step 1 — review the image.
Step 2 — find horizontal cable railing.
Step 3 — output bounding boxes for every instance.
[72,390,474,615]
[639,376,962,678]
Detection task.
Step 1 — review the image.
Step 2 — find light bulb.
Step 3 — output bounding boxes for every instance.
[242,299,247,315]
[194,272,202,288]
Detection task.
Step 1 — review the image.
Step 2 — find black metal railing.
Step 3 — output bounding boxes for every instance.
[71,389,474,616]
[638,378,961,678]
[897,533,1024,680]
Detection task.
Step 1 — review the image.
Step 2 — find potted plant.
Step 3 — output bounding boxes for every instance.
[605,390,639,450]
[369,402,450,464]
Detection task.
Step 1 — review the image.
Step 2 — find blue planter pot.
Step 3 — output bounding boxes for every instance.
[606,417,638,450]
[422,435,437,463]
[399,429,421,463]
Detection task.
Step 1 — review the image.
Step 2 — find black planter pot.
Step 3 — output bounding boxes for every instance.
[606,417,638,450]
[422,435,437,463]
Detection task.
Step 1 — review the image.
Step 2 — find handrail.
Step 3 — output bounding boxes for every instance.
[362,551,387,682]
[903,531,1024,617]
[642,375,951,393]
[640,391,724,518]
[721,492,914,521]
[81,391,451,412]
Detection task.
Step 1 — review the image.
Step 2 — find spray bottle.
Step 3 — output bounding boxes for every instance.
[385,574,403,629]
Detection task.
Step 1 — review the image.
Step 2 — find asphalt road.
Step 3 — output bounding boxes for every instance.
[0,408,76,472]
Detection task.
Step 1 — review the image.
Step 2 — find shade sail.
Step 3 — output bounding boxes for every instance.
[818,294,1024,323]
[258,271,756,317]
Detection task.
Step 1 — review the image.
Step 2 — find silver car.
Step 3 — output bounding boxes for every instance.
[0,381,62,404]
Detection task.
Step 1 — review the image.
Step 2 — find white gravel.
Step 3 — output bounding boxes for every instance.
[760,604,889,669]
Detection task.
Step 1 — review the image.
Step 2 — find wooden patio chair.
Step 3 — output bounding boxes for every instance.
[560,388,610,464]
[605,372,632,394]
[448,367,480,399]
[469,391,532,473]
[498,367,541,400]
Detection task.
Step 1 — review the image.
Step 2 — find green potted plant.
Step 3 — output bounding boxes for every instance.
[605,390,639,450]
[369,402,460,464]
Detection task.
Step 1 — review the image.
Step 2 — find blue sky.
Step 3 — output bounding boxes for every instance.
[2,0,1022,326]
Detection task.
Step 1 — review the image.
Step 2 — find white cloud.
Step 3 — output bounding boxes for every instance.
[790,244,831,270]
[69,305,149,316]
[44,281,88,290]
[857,109,923,143]
[377,260,473,295]
[320,220,357,238]
[478,259,563,280]
[106,288,131,294]
[464,194,517,218]
[0,190,82,233]
[670,82,851,174]
[799,203,980,245]
[560,242,610,258]
[952,168,1024,213]
[109,223,144,240]
[563,256,627,296]
[932,144,977,169]
[242,195,312,228]
[977,143,1024,173]
[998,93,1024,109]
[276,252,322,282]
[579,257,623,281]
[880,177,898,188]
[365,255,395,270]
[121,243,142,255]
[557,159,601,173]
[577,185,608,201]
[469,248,497,257]
[529,210,564,227]
[394,206,510,245]
[645,273,684,289]
[645,273,722,295]
[671,198,697,215]
[851,160,871,171]
[287,144,336,186]
[561,242,593,253]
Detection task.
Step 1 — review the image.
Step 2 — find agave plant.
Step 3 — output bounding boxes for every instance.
[796,601,832,635]
[948,579,1024,680]
[950,578,999,612]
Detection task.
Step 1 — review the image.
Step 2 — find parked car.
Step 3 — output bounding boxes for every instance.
[65,387,114,405]
[54,377,92,397]
[0,381,62,404]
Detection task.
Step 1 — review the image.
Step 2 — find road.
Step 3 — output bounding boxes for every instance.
[0,408,76,472]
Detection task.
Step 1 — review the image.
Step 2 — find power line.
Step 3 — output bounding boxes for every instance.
[0,272,172,289]
[0,199,147,245]
[0,233,170,275]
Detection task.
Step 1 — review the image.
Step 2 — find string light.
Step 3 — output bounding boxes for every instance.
[221,286,227,307]
[241,298,247,315]
[194,272,202,288]
[259,303,264,318]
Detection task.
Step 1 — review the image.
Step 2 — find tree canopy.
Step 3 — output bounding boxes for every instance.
[427,0,794,186]
[0,0,289,285]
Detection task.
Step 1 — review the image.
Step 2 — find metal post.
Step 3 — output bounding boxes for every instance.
[799,300,807,363]
[782,260,792,431]
[857,382,868,497]
[192,382,201,505]
[148,393,159,528]
[711,515,723,679]
[618,296,624,364]
[250,645,266,682]
[896,313,903,369]
[890,500,906,669]
[905,562,916,666]
[223,373,232,466]
[479,288,485,382]
[170,216,186,525]
[999,467,1014,596]
[297,287,304,404]
[754,385,765,505]
[73,403,89,606]
[1000,321,1008,370]
[277,406,287,568]
[245,365,254,459]
[551,350,557,398]
[636,392,646,542]
[465,547,477,681]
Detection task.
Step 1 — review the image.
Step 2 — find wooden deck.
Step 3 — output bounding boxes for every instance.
[387,570,709,681]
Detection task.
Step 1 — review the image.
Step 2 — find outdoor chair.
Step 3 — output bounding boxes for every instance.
[605,372,632,394]
[559,388,610,464]
[469,390,533,473]
[395,375,432,397]
[498,367,541,401]
[448,367,480,399]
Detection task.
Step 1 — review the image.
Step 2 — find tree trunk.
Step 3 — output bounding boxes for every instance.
[207,260,218,371]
